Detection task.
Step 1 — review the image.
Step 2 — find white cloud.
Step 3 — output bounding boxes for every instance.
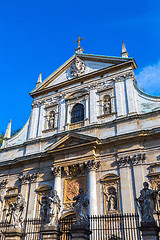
[136,61,160,96]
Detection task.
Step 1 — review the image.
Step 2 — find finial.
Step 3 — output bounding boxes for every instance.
[1,120,11,149]
[75,36,84,53]
[121,41,129,58]
[36,72,42,87]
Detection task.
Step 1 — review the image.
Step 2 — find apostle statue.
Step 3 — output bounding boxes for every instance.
[105,187,117,211]
[6,193,25,228]
[136,182,158,223]
[47,190,61,226]
[39,195,50,223]
[73,188,89,224]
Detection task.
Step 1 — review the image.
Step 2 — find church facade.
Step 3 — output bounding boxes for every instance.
[1,42,160,221]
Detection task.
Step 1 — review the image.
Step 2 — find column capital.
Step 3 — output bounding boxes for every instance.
[87,160,100,171]
[0,179,8,189]
[51,166,61,177]
[19,173,38,184]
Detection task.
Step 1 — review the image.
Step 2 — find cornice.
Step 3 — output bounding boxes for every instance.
[1,110,160,154]
[30,61,135,98]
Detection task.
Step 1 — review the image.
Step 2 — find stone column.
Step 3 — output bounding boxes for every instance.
[71,224,91,240]
[51,166,62,200]
[3,228,23,240]
[41,226,61,240]
[139,223,160,240]
[87,160,100,216]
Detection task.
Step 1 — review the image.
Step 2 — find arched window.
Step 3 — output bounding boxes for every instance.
[71,103,84,124]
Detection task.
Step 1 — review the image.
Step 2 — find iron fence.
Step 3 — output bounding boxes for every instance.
[90,213,141,240]
[3,212,160,240]
[59,213,141,240]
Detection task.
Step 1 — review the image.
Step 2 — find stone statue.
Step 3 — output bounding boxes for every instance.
[39,195,50,223]
[6,194,25,228]
[47,190,61,226]
[136,182,158,223]
[105,188,117,211]
[103,95,111,115]
[5,203,13,224]
[47,111,55,129]
[73,188,89,224]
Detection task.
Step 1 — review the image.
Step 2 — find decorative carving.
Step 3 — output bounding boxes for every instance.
[0,179,8,189]
[5,193,25,228]
[63,202,74,211]
[136,182,158,224]
[19,173,37,184]
[53,163,86,178]
[47,190,61,226]
[73,188,89,224]
[64,177,87,204]
[70,56,85,77]
[87,160,100,171]
[114,71,135,83]
[51,166,61,177]
[63,164,86,177]
[117,153,145,167]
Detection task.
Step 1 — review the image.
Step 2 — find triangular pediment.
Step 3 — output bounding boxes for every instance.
[45,133,99,152]
[30,53,136,97]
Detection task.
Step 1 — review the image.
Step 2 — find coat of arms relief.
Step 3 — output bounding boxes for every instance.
[70,56,85,77]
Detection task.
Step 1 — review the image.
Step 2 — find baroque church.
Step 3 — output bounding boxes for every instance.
[1,40,160,221]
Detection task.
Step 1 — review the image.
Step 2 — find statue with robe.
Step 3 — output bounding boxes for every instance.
[6,194,25,228]
[73,188,89,224]
[136,182,158,223]
[47,190,61,226]
[39,195,50,223]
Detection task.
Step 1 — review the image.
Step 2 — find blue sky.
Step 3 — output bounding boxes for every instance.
[1,0,160,132]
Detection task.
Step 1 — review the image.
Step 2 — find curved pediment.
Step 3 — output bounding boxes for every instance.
[100,173,120,182]
[66,89,89,100]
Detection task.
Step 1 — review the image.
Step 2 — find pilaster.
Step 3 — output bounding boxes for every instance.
[89,85,97,123]
[28,102,40,139]
[125,72,137,114]
[114,77,127,117]
[59,94,66,131]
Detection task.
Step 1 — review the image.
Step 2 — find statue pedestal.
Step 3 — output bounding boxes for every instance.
[41,225,61,240]
[70,224,91,240]
[3,228,23,240]
[139,222,160,240]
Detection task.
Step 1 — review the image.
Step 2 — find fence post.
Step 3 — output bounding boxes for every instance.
[70,224,91,240]
[2,228,23,240]
[41,225,61,240]
[139,222,160,240]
